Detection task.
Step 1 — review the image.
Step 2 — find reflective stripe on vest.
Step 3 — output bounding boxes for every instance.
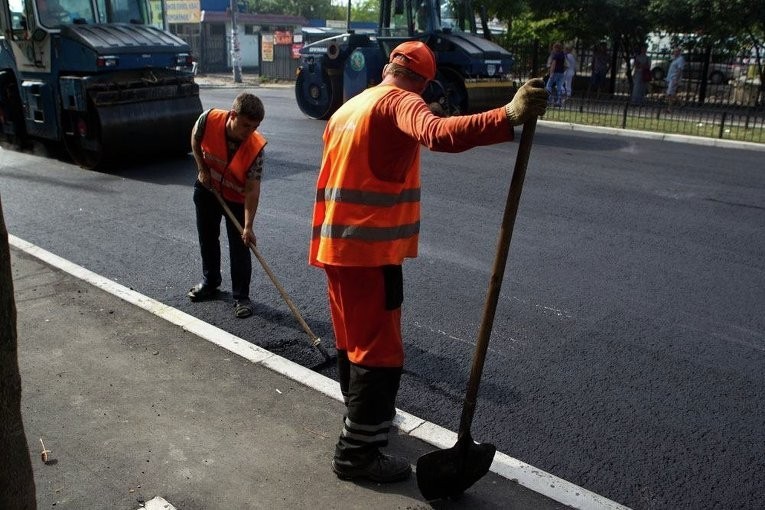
[313,221,420,242]
[318,187,421,206]
[209,168,245,195]
[200,109,266,204]
[309,85,421,267]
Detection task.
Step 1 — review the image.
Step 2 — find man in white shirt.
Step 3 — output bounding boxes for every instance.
[666,47,685,112]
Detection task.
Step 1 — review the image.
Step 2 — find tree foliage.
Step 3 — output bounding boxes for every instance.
[350,0,379,22]
[648,0,765,44]
[245,0,765,59]
[245,0,341,19]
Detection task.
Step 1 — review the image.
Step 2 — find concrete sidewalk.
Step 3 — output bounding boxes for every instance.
[11,246,575,509]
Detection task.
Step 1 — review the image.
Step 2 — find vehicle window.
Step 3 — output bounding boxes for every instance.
[379,0,411,36]
[109,0,144,23]
[36,0,96,28]
[146,0,162,28]
[8,0,28,34]
[440,2,472,33]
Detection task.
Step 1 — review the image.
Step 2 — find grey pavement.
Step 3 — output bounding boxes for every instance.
[194,73,288,89]
[11,246,572,509]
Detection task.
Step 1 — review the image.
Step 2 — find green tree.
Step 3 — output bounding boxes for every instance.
[350,0,379,22]
[649,0,765,100]
[246,0,341,19]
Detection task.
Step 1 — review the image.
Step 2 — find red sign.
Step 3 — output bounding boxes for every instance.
[274,31,292,45]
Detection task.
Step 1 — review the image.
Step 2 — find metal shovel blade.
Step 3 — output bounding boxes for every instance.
[416,433,496,501]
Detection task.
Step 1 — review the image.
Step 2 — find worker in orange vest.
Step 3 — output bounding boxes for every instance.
[310,41,548,483]
[188,93,266,319]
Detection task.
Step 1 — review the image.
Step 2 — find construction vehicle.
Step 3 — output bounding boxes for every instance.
[295,0,514,119]
[0,0,202,168]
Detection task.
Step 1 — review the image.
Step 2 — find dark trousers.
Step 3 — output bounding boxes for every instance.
[334,350,403,466]
[193,180,251,300]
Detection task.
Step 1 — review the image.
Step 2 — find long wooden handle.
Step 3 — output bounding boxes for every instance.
[208,188,330,359]
[457,118,538,437]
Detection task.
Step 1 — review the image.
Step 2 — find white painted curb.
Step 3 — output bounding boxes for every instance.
[10,234,630,510]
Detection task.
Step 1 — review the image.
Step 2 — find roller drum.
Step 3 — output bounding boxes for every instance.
[464,81,515,113]
[97,95,202,157]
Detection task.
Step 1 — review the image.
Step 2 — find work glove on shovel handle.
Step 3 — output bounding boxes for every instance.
[505,78,549,126]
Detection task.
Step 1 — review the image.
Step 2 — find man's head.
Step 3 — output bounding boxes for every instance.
[228,93,264,141]
[672,47,682,57]
[387,41,436,82]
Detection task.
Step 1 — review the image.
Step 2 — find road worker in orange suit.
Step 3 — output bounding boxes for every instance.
[188,93,266,319]
[309,41,548,483]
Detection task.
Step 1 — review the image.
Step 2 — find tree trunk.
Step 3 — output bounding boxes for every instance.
[0,194,37,509]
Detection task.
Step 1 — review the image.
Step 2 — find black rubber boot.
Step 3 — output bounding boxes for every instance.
[332,450,411,483]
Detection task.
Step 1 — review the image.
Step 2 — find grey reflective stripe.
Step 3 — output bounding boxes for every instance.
[316,222,419,242]
[209,169,245,195]
[341,429,389,443]
[344,417,393,432]
[203,151,227,166]
[222,180,244,194]
[318,187,420,207]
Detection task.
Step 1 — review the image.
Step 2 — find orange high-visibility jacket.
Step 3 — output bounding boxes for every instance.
[201,109,266,204]
[310,85,421,268]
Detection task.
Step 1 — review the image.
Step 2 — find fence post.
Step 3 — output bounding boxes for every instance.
[622,101,629,129]
[719,111,727,139]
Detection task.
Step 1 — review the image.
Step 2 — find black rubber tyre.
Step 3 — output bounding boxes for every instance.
[0,79,29,151]
[709,71,725,85]
[423,69,467,117]
[295,69,342,120]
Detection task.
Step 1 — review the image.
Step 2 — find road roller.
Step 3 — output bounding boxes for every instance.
[295,0,515,119]
[0,0,202,168]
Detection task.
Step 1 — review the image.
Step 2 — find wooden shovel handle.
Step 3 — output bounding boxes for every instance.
[208,188,329,358]
[458,118,538,437]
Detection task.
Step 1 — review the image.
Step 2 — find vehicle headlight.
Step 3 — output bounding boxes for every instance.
[96,55,119,67]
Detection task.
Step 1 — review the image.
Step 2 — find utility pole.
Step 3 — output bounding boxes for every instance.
[230,0,242,83]
[161,0,168,30]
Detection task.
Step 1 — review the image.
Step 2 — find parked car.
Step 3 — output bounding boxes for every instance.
[651,54,736,84]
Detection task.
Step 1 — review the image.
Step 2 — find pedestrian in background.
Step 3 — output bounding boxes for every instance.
[587,42,610,98]
[631,45,651,105]
[310,41,547,483]
[546,42,566,107]
[665,47,685,112]
[188,93,266,319]
[563,44,577,103]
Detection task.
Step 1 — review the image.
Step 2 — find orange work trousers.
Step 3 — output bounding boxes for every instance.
[324,265,404,368]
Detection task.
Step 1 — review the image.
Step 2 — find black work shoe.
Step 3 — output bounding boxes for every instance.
[187,283,218,302]
[332,452,411,483]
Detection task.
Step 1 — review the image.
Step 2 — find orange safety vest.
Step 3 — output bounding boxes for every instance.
[201,109,267,204]
[310,85,421,267]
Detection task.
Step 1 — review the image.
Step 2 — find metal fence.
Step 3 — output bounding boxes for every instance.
[503,39,765,109]
[499,39,765,143]
[540,96,765,144]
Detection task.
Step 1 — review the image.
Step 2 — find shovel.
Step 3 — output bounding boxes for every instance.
[416,118,538,500]
[208,187,334,364]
